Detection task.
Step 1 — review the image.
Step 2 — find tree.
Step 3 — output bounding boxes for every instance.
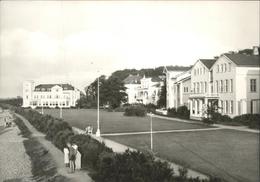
[157,80,166,108]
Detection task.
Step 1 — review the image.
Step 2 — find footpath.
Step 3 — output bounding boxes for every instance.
[15,113,93,182]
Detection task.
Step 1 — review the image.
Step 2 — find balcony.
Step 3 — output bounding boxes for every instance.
[189,93,219,99]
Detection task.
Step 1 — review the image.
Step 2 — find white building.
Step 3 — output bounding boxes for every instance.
[123,75,164,105]
[164,66,191,108]
[123,74,142,104]
[189,47,260,120]
[22,81,81,108]
[189,59,217,120]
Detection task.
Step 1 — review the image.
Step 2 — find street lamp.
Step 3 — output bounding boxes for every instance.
[149,112,153,151]
[96,75,101,137]
[60,106,62,119]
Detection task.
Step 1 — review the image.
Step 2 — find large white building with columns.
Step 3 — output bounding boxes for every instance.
[189,47,260,120]
[22,81,81,108]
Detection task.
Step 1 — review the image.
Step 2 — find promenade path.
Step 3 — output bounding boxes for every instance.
[15,113,93,182]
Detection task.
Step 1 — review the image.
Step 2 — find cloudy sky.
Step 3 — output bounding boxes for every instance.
[0,1,259,98]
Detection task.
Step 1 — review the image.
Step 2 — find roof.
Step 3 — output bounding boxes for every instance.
[199,59,217,69]
[34,84,75,92]
[164,66,191,72]
[224,53,260,67]
[123,74,142,84]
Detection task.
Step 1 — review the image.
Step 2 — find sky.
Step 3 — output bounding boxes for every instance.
[0,1,259,98]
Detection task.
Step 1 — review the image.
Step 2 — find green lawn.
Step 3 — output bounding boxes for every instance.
[39,108,209,133]
[40,109,259,182]
[106,130,259,182]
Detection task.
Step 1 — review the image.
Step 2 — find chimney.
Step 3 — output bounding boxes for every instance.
[253,46,259,55]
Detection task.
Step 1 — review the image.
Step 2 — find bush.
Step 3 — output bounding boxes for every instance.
[124,105,147,117]
[202,118,214,125]
[233,114,260,129]
[167,108,177,117]
[176,106,190,119]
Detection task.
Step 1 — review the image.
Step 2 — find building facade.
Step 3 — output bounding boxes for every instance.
[164,66,191,109]
[123,75,164,105]
[189,47,260,120]
[189,59,218,120]
[22,81,81,108]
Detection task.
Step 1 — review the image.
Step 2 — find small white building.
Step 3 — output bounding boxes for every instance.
[123,74,142,104]
[22,81,81,108]
[164,66,191,109]
[123,74,164,105]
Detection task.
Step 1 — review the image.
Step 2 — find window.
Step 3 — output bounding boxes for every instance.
[230,79,233,92]
[200,68,202,75]
[230,100,233,114]
[203,67,206,74]
[228,63,231,72]
[194,69,196,76]
[225,100,229,114]
[197,82,200,93]
[216,81,219,93]
[250,79,256,92]
[193,83,196,93]
[225,80,228,92]
[217,65,219,73]
[220,80,223,92]
[224,64,227,72]
[201,82,203,93]
[205,82,207,93]
[220,64,223,72]
[220,100,223,113]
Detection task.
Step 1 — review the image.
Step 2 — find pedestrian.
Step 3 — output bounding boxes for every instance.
[68,142,76,173]
[72,143,79,170]
[64,144,69,167]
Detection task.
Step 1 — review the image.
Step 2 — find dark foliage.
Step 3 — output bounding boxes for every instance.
[124,105,147,117]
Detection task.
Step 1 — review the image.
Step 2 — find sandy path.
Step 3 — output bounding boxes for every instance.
[0,126,32,182]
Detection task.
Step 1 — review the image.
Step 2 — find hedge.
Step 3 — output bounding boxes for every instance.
[167,106,190,119]
[0,103,221,182]
[124,105,147,117]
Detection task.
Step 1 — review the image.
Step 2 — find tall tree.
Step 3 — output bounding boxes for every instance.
[157,80,166,108]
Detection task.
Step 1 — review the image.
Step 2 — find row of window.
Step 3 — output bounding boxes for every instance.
[215,79,233,93]
[219,100,234,114]
[193,82,207,94]
[216,63,232,73]
[194,67,206,76]
[183,87,189,93]
[34,101,71,107]
[33,95,71,99]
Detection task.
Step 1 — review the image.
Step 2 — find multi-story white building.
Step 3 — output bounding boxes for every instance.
[173,71,191,109]
[124,74,142,104]
[123,75,164,105]
[164,66,191,108]
[189,59,217,120]
[189,47,260,120]
[22,81,81,108]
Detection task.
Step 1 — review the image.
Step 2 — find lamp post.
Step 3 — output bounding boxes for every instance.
[60,106,62,119]
[96,75,101,137]
[150,112,153,151]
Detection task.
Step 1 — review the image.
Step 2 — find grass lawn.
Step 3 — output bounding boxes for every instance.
[39,109,259,182]
[39,108,210,133]
[106,130,259,182]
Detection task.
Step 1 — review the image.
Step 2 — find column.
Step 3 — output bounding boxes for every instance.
[190,99,193,116]
[194,99,198,116]
[199,99,203,117]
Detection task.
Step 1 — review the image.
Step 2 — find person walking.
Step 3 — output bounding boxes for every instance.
[68,142,76,173]
[63,145,69,167]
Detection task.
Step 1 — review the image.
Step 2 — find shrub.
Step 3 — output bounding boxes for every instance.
[167,108,177,117]
[145,103,158,113]
[202,118,214,125]
[176,106,190,119]
[233,114,260,129]
[124,105,147,117]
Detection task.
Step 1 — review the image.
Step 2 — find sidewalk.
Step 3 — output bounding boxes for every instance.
[153,114,260,133]
[15,113,93,182]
